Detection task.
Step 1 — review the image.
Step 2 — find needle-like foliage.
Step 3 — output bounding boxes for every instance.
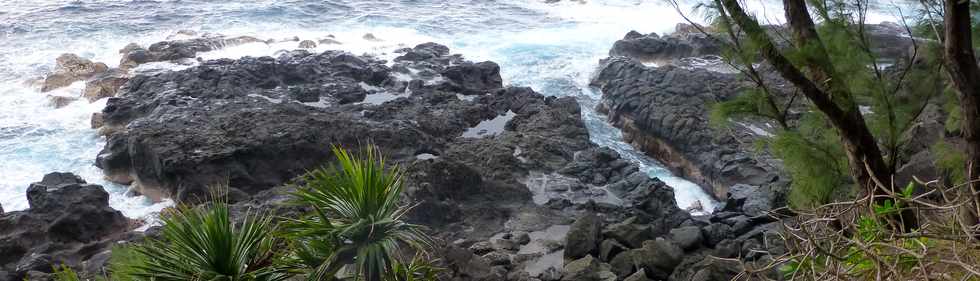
[284,145,431,281]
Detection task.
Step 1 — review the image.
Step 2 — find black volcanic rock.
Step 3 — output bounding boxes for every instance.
[591,56,787,200]
[609,23,917,66]
[88,40,729,281]
[0,173,133,281]
[119,34,266,69]
[609,31,722,63]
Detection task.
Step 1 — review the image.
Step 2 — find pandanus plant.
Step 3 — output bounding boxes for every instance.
[112,200,289,281]
[283,145,432,281]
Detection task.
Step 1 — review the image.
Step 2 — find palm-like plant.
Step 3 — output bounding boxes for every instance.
[284,146,431,281]
[117,201,289,281]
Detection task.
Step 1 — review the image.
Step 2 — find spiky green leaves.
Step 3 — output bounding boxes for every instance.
[116,202,289,281]
[284,145,432,281]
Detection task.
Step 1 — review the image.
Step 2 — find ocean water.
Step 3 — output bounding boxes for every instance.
[0,0,916,219]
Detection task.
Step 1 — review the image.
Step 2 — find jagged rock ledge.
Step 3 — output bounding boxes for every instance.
[0,173,139,281]
[591,56,788,203]
[76,38,709,280]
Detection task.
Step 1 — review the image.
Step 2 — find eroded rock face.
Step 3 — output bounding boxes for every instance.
[591,28,809,280]
[118,35,266,69]
[609,31,722,64]
[592,57,787,200]
[0,173,133,281]
[41,54,109,92]
[83,69,130,102]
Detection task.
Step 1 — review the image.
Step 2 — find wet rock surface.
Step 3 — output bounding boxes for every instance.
[14,25,826,279]
[82,69,130,102]
[41,54,109,92]
[581,22,929,280]
[609,30,723,64]
[0,173,135,281]
[118,34,266,69]
[86,38,769,280]
[592,56,788,201]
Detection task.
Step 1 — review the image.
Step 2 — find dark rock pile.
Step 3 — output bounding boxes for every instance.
[0,173,137,281]
[80,38,716,280]
[80,33,798,280]
[21,22,932,279]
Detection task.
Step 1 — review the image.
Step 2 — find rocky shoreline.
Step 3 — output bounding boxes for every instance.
[2,29,795,281]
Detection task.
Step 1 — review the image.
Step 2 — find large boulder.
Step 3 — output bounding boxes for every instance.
[631,238,683,280]
[82,69,130,102]
[440,61,503,94]
[564,213,602,260]
[723,184,775,217]
[41,54,109,92]
[602,218,652,249]
[668,226,703,251]
[0,173,132,281]
[562,255,600,281]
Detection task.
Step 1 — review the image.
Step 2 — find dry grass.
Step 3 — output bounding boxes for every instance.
[730,174,980,281]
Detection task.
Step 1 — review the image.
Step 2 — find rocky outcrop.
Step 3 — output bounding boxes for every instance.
[82,69,130,102]
[0,173,135,281]
[41,54,109,92]
[586,28,805,280]
[89,40,731,280]
[97,43,523,202]
[610,22,918,65]
[118,34,266,69]
[609,30,722,64]
[592,57,787,200]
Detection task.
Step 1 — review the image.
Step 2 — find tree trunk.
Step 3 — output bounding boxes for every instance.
[943,0,980,231]
[720,0,917,230]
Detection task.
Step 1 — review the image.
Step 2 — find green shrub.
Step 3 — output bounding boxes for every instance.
[117,201,288,281]
[283,145,432,281]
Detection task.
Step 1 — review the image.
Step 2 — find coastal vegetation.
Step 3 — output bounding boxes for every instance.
[53,146,439,281]
[682,0,980,278]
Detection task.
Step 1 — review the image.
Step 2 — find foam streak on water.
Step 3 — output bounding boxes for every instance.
[0,0,912,217]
